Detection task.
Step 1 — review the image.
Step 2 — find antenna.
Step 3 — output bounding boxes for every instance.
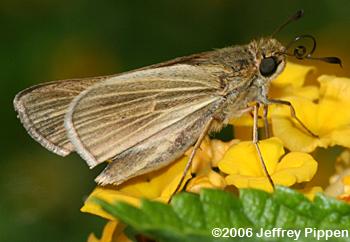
[284,35,342,67]
[273,10,343,67]
[272,9,304,37]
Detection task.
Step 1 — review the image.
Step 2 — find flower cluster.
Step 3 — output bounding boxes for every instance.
[84,62,350,242]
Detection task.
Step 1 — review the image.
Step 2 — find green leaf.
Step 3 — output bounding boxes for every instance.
[94,186,350,242]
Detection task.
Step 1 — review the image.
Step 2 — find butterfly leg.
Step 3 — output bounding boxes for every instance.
[253,103,275,190]
[247,104,269,138]
[170,117,215,201]
[266,99,318,137]
[262,104,270,138]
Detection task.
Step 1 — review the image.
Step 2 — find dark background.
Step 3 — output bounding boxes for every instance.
[1,1,349,241]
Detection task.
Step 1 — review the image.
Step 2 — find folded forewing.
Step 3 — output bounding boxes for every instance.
[96,99,217,185]
[65,64,223,167]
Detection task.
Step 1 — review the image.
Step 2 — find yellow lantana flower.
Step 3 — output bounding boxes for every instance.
[269,62,318,100]
[83,138,237,241]
[325,150,350,202]
[184,137,238,192]
[81,156,191,220]
[271,75,350,152]
[218,137,318,192]
[88,221,130,242]
[272,62,315,88]
[82,156,191,242]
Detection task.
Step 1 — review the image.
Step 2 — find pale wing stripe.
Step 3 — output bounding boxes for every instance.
[86,86,214,100]
[96,98,217,161]
[74,88,213,120]
[84,112,162,147]
[75,105,156,131]
[73,92,159,119]
[88,98,216,159]
[75,99,155,138]
[28,96,73,109]
[153,94,209,111]
[32,109,67,125]
[45,127,69,141]
[52,113,147,143]
[155,89,214,99]
[81,100,190,145]
[25,82,98,113]
[54,137,71,147]
[45,87,83,94]
[33,93,151,127]
[74,92,209,128]
[77,112,158,139]
[40,115,70,136]
[101,79,209,91]
[74,94,158,125]
[35,116,65,134]
[102,76,219,88]
[28,99,72,115]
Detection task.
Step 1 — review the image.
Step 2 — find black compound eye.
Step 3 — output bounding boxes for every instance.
[259,57,278,77]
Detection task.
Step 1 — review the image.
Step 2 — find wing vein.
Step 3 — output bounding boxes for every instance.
[89,98,217,153]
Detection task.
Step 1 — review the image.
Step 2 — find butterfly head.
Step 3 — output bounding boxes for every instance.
[250,38,287,81]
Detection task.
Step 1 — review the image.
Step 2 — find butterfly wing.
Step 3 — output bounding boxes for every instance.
[64,64,226,184]
[96,97,217,185]
[12,50,213,157]
[14,77,105,156]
